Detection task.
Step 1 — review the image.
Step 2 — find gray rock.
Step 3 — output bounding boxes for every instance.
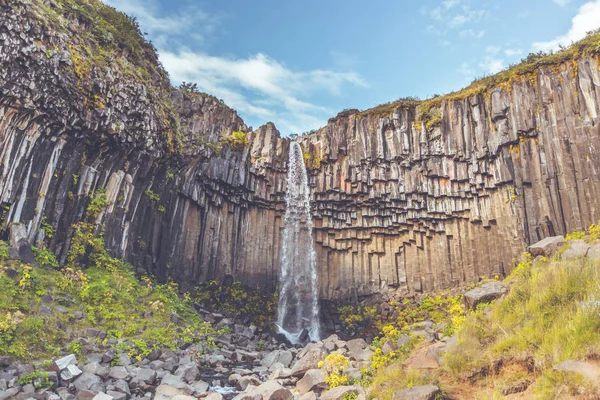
[50,354,77,372]
[83,362,101,375]
[118,353,131,367]
[154,384,195,400]
[60,364,83,381]
[75,390,98,400]
[74,311,85,319]
[86,354,103,364]
[381,340,396,355]
[236,376,259,391]
[192,380,209,394]
[529,236,566,257]
[320,385,361,400]
[205,393,224,400]
[73,372,103,391]
[588,243,600,261]
[113,379,130,395]
[0,388,20,400]
[22,383,35,393]
[40,304,53,314]
[93,392,114,400]
[108,366,129,380]
[296,369,327,395]
[393,385,440,400]
[299,392,317,400]
[56,387,74,400]
[345,339,368,354]
[102,349,116,364]
[290,348,326,377]
[463,282,507,310]
[106,391,126,400]
[174,363,199,383]
[562,240,591,260]
[242,380,293,400]
[149,360,165,371]
[136,368,157,385]
[553,360,600,385]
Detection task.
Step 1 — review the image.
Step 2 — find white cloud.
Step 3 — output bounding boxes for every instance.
[504,48,523,57]
[102,0,219,48]
[102,0,366,134]
[423,1,487,35]
[160,51,367,133]
[533,0,600,51]
[479,57,505,74]
[459,29,485,38]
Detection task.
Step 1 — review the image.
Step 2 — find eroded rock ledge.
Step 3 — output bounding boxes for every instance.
[1,0,599,299]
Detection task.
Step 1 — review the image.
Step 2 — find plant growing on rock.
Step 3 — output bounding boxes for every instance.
[318,351,350,388]
[227,131,249,149]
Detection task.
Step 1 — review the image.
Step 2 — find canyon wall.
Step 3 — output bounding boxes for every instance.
[1,1,600,299]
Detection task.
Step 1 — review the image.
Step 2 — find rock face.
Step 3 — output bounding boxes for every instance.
[2,1,600,300]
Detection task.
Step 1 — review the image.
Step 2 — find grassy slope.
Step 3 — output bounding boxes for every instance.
[361,225,600,399]
[0,240,221,361]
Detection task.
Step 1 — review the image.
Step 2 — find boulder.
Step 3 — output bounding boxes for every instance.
[60,364,83,381]
[392,385,440,400]
[8,223,37,265]
[404,345,441,370]
[205,393,224,400]
[299,392,317,400]
[296,369,328,395]
[320,385,362,400]
[108,366,129,380]
[562,240,591,260]
[588,243,600,261]
[249,381,293,400]
[92,393,114,400]
[463,282,507,310]
[348,347,373,362]
[290,348,326,377]
[108,392,127,400]
[529,236,566,257]
[135,368,157,385]
[261,350,293,369]
[50,354,77,373]
[553,360,600,387]
[73,373,103,391]
[345,339,368,354]
[192,380,209,394]
[155,384,196,400]
[174,363,199,383]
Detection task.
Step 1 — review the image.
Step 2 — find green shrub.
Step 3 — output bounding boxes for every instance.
[227,131,249,149]
[33,247,60,269]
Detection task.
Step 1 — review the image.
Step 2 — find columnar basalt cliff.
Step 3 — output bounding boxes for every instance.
[1,1,600,300]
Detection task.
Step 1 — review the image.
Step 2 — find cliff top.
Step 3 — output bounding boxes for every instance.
[359,28,600,118]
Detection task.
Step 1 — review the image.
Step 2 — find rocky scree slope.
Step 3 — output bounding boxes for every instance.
[2,0,600,300]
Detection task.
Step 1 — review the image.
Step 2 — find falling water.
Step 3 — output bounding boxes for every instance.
[277,142,320,343]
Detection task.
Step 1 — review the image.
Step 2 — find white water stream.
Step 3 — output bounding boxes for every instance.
[276,142,320,343]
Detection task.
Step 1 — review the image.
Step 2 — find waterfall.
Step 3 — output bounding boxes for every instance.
[277,142,320,343]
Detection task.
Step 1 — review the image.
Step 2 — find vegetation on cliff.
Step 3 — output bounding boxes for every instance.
[351,28,600,130]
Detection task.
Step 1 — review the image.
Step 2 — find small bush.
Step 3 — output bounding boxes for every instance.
[227,131,249,149]
[565,231,585,241]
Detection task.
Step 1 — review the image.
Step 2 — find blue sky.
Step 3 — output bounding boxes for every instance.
[104,0,600,135]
